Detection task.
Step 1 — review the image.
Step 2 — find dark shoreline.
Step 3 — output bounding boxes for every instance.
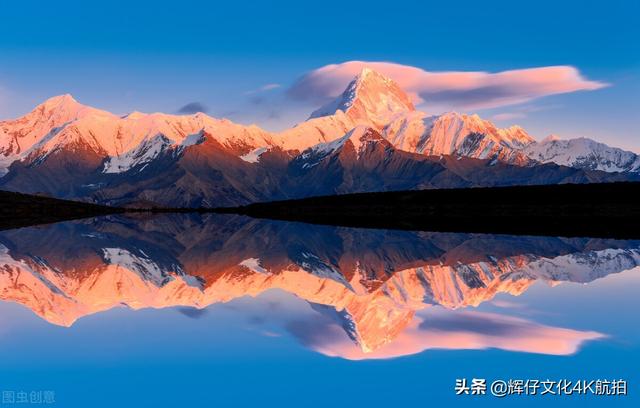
[0,190,126,231]
[219,182,640,239]
[2,182,640,238]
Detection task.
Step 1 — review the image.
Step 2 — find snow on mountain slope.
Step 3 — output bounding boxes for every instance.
[275,110,356,151]
[0,94,115,174]
[103,134,175,173]
[97,113,276,172]
[524,136,640,173]
[239,147,269,163]
[382,111,535,164]
[287,69,536,164]
[309,67,415,128]
[301,126,382,161]
[274,69,415,151]
[2,97,277,173]
[100,114,274,172]
[291,126,399,175]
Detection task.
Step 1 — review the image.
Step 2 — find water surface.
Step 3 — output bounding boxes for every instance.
[0,214,638,407]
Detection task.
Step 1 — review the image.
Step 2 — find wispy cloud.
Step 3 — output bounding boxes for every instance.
[287,61,608,111]
[244,83,281,95]
[492,112,527,121]
[176,102,209,114]
[491,104,563,122]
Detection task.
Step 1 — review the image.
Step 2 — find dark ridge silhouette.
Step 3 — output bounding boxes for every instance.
[0,190,124,230]
[3,182,640,238]
[218,182,640,239]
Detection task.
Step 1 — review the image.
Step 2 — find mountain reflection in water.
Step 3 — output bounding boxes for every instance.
[1,213,638,360]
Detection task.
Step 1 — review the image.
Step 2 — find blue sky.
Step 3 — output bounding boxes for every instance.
[0,0,638,151]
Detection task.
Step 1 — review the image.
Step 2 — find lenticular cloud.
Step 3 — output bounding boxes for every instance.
[287,61,607,110]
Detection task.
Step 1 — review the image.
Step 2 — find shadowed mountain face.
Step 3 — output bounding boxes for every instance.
[1,214,638,358]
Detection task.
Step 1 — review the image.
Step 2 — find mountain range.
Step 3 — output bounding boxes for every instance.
[1,68,638,207]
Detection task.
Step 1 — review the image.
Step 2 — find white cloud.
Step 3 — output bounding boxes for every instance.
[492,112,527,121]
[491,104,562,122]
[287,61,608,111]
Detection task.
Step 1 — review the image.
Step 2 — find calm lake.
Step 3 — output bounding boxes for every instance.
[0,214,638,407]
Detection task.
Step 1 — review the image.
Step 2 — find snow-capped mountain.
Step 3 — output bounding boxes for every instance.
[275,109,355,151]
[383,111,535,165]
[524,135,640,173]
[284,124,633,202]
[0,96,276,174]
[0,94,114,175]
[0,68,638,206]
[272,69,412,150]
[299,69,536,165]
[275,68,533,159]
[295,125,387,168]
[309,67,416,127]
[285,126,471,196]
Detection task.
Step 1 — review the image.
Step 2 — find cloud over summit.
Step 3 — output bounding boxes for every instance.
[287,61,607,111]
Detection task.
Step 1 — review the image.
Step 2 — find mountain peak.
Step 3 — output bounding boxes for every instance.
[46,93,75,102]
[123,111,147,120]
[39,93,81,112]
[28,94,117,124]
[359,66,375,77]
[309,68,415,127]
[30,94,115,124]
[353,67,388,85]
